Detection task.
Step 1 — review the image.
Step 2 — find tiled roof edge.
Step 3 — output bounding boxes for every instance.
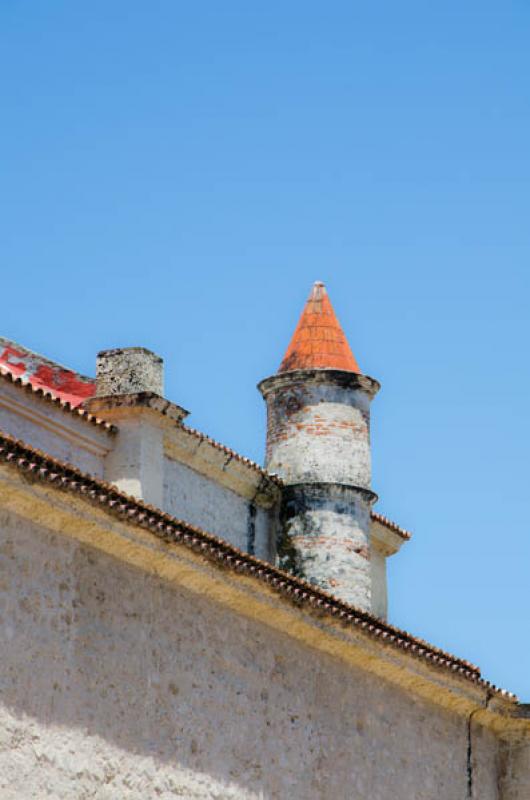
[178,422,283,487]
[0,430,515,700]
[0,369,117,435]
[371,511,412,540]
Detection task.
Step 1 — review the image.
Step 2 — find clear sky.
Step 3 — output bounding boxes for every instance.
[1,2,529,698]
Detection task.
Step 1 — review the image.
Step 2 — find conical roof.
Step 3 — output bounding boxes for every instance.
[279,282,361,373]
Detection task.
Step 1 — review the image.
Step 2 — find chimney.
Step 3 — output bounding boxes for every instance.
[85,347,186,508]
[96,347,164,397]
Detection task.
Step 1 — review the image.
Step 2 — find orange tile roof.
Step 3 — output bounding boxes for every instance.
[279,282,361,373]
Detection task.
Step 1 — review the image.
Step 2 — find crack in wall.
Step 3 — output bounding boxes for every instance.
[467,693,492,799]
[467,712,474,798]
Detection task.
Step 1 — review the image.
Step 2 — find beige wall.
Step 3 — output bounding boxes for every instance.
[0,507,506,800]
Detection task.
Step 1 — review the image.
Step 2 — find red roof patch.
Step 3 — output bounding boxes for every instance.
[0,338,95,407]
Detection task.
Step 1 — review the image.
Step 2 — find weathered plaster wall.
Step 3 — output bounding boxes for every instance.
[163,457,274,561]
[279,483,373,608]
[370,545,388,619]
[260,372,376,487]
[0,389,277,565]
[260,371,378,610]
[0,385,107,477]
[0,508,503,800]
[105,418,165,508]
[499,737,530,799]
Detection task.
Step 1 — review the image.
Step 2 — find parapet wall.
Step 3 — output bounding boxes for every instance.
[164,456,275,561]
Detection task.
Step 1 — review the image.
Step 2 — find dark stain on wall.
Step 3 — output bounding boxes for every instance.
[246,503,257,556]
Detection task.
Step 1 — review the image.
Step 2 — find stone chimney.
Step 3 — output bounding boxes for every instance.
[259,282,379,611]
[85,347,187,507]
[96,348,164,397]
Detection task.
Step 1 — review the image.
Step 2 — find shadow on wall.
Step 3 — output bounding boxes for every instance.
[0,511,481,799]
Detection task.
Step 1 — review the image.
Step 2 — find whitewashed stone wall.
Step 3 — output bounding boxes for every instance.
[0,387,109,478]
[0,384,277,565]
[0,508,505,800]
[163,457,274,561]
[370,546,388,619]
[259,370,379,611]
[259,371,378,487]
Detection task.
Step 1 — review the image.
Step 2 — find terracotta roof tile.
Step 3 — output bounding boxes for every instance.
[0,368,116,434]
[0,338,95,406]
[371,512,412,540]
[0,429,514,699]
[279,282,361,373]
[178,422,283,486]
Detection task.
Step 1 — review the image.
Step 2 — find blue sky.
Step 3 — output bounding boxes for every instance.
[1,2,529,697]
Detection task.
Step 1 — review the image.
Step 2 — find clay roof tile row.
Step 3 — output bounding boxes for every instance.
[0,429,514,701]
[178,422,284,486]
[371,511,412,540]
[0,369,117,434]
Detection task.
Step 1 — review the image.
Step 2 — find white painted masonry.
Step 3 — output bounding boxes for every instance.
[0,470,527,800]
[0,317,528,799]
[164,456,275,560]
[0,376,112,477]
[259,369,380,611]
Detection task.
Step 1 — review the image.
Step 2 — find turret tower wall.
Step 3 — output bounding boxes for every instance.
[260,369,378,488]
[259,282,382,612]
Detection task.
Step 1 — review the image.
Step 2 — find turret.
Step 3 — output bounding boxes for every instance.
[259,282,379,611]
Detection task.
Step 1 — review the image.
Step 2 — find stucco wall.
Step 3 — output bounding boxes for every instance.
[163,456,274,561]
[0,507,503,800]
[499,736,530,799]
[370,545,388,619]
[0,390,107,477]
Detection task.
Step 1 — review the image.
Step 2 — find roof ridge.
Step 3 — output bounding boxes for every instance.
[0,428,514,699]
[0,336,93,382]
[0,337,95,406]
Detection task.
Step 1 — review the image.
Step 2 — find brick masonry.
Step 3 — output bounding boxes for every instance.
[259,369,379,611]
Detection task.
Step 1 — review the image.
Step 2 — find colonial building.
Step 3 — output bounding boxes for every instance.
[0,282,528,799]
